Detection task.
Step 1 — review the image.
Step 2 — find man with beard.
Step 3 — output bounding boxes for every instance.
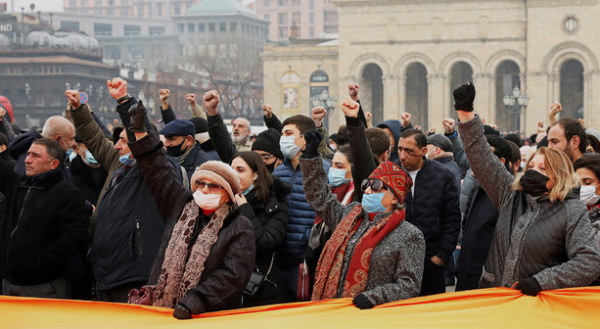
[231,117,253,151]
[547,117,587,164]
[160,119,214,182]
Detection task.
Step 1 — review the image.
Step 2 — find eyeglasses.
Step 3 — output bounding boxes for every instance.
[259,154,275,160]
[361,179,388,193]
[195,180,223,193]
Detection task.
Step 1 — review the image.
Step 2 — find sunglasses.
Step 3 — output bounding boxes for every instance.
[195,180,223,193]
[361,179,388,193]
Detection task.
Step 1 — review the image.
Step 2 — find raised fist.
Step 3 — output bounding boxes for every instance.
[365,111,372,123]
[400,112,412,127]
[312,106,327,122]
[128,100,147,133]
[549,102,562,115]
[107,78,128,100]
[159,89,170,101]
[0,107,5,119]
[186,93,196,105]
[340,98,359,118]
[203,90,220,115]
[452,81,476,112]
[65,90,81,109]
[442,117,455,134]
[262,104,273,119]
[348,83,359,101]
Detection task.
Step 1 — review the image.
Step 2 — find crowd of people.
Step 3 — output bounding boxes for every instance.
[1,77,600,319]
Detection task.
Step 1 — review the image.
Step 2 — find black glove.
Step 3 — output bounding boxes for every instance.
[514,277,542,296]
[352,294,375,310]
[300,129,322,159]
[453,81,476,112]
[173,303,192,320]
[128,100,147,133]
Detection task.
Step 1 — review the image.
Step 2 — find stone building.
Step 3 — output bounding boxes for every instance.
[263,0,600,135]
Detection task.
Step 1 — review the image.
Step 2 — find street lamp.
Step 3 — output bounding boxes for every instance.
[502,86,529,132]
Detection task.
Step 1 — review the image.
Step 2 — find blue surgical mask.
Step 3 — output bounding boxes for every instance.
[242,184,255,196]
[328,168,348,186]
[85,150,99,166]
[119,153,131,165]
[362,192,387,214]
[279,135,301,159]
[68,149,77,161]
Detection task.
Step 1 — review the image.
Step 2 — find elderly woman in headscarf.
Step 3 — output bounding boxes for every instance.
[299,127,425,309]
[126,101,255,319]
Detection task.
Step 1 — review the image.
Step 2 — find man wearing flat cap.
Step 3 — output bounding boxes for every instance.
[426,134,461,191]
[160,119,214,182]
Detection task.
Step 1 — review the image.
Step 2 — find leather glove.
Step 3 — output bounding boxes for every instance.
[352,293,375,310]
[128,100,147,133]
[173,303,192,320]
[300,129,322,159]
[514,277,542,296]
[453,81,476,112]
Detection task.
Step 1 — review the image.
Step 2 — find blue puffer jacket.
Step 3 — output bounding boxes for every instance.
[273,157,331,268]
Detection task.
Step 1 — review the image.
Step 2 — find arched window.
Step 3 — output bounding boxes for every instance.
[495,60,520,132]
[405,62,428,130]
[560,59,584,119]
[310,70,331,127]
[449,62,473,119]
[361,64,384,125]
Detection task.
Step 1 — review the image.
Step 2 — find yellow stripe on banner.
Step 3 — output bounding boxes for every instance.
[2,287,600,329]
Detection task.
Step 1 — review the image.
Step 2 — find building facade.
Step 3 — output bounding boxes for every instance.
[255,0,338,42]
[263,0,600,135]
[63,0,198,18]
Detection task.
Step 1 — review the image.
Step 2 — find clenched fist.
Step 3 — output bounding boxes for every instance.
[203,90,220,116]
[107,78,128,100]
[65,90,81,109]
[340,98,359,118]
[186,93,196,106]
[453,81,476,112]
[262,104,273,119]
[400,112,412,128]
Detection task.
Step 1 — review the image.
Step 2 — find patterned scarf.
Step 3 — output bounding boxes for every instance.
[153,200,231,308]
[312,205,405,300]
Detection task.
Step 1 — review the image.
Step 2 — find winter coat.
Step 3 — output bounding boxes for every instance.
[179,142,216,181]
[300,156,425,306]
[432,155,461,193]
[458,115,600,289]
[0,164,89,285]
[70,155,107,206]
[70,103,181,290]
[404,158,461,263]
[129,132,255,314]
[273,157,331,268]
[456,180,498,290]
[445,130,470,177]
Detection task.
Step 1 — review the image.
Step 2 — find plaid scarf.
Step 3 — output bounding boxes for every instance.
[153,200,231,308]
[312,205,405,300]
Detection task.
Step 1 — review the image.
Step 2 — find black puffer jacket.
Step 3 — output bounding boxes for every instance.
[129,132,255,314]
[404,159,461,263]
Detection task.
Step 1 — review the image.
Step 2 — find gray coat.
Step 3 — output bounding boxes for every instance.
[458,115,600,290]
[300,156,425,306]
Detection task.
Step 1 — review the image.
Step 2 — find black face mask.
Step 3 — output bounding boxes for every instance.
[166,140,186,157]
[519,169,550,196]
[265,162,276,173]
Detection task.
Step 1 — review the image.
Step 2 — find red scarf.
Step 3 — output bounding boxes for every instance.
[311,205,405,300]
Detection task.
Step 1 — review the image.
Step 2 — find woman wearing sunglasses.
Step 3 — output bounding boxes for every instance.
[299,126,425,309]
[125,101,255,319]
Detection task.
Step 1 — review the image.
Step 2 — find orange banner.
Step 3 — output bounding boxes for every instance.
[2,287,600,329]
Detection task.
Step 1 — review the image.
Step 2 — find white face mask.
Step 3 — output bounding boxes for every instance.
[193,190,223,210]
[580,185,600,206]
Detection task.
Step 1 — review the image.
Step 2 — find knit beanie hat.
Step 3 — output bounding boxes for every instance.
[368,161,412,204]
[251,128,284,159]
[191,161,241,201]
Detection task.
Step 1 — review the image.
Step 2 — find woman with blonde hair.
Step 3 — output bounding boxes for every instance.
[452,82,600,296]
